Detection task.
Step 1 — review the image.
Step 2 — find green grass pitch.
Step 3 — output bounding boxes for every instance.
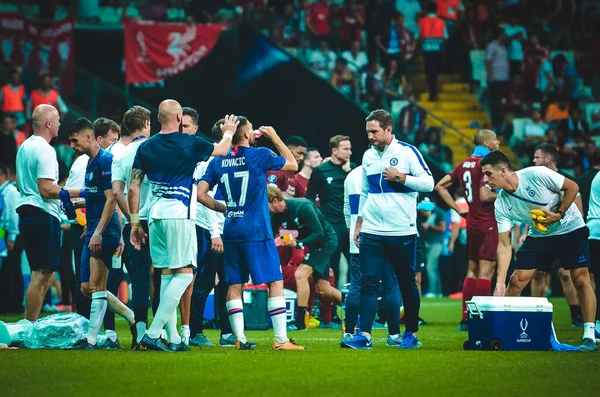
[1,298,598,397]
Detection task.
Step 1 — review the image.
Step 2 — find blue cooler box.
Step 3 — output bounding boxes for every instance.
[465,297,553,351]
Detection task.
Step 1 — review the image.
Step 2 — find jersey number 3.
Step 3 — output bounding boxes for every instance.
[463,171,473,203]
[220,171,249,207]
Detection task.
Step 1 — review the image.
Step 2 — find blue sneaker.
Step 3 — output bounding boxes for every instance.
[139,334,172,352]
[340,333,372,350]
[386,335,403,347]
[340,333,353,348]
[398,332,422,349]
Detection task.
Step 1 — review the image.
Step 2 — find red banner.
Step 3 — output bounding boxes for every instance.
[0,13,75,95]
[124,18,228,84]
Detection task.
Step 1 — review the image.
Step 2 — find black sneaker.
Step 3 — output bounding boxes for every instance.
[235,341,257,350]
[457,319,468,332]
[168,342,191,352]
[73,338,100,350]
[139,334,172,352]
[418,317,429,326]
[104,338,122,350]
[579,338,598,352]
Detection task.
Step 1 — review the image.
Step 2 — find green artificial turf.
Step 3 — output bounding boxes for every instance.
[1,298,598,397]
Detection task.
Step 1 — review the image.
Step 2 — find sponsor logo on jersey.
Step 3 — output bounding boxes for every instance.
[326,177,333,184]
[227,210,245,218]
[525,185,536,197]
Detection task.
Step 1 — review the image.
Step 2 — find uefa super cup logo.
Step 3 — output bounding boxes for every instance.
[519,318,529,340]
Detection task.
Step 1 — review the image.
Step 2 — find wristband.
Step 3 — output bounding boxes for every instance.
[130,213,140,225]
[93,230,101,237]
[223,132,234,140]
[79,188,86,199]
[59,188,71,201]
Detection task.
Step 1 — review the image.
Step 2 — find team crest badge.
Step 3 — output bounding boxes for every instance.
[390,158,398,166]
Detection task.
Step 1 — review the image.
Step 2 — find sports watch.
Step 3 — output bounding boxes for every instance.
[557,210,566,219]
[394,172,403,183]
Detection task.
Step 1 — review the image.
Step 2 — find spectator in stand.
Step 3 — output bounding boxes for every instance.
[27,74,69,121]
[272,3,302,47]
[330,58,359,102]
[395,0,422,35]
[267,135,308,199]
[467,1,492,50]
[398,93,427,138]
[365,0,394,67]
[552,54,580,107]
[545,94,570,123]
[341,40,368,73]
[522,33,550,100]
[559,107,590,138]
[140,0,169,22]
[363,61,386,109]
[417,2,447,102]
[436,0,462,31]
[524,109,550,143]
[0,114,25,166]
[295,148,322,198]
[544,0,577,50]
[308,41,337,79]
[306,0,330,46]
[307,135,355,287]
[333,0,365,50]
[0,69,27,129]
[502,13,527,78]
[486,27,510,134]
[376,11,415,93]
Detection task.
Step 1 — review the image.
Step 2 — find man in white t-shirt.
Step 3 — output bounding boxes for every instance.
[481,150,598,352]
[111,106,153,349]
[16,104,83,321]
[65,118,119,321]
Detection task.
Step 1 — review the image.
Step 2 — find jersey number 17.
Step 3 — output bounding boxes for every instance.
[220,171,249,207]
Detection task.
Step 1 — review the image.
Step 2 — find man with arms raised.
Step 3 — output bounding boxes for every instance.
[198,117,305,350]
[435,129,500,331]
[128,100,232,351]
[16,104,83,321]
[482,150,597,352]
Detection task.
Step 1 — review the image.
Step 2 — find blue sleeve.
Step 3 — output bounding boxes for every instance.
[258,147,286,171]
[195,136,214,163]
[100,155,113,192]
[201,159,218,189]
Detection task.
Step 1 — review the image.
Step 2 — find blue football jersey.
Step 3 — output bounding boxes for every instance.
[84,148,120,242]
[202,146,286,242]
[133,132,214,220]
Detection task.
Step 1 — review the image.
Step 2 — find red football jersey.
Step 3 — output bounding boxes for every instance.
[294,174,309,198]
[266,170,296,197]
[448,156,496,230]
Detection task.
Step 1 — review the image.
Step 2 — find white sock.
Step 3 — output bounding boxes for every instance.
[87,291,108,345]
[180,325,190,337]
[268,296,288,344]
[107,291,135,325]
[583,322,596,340]
[389,334,400,340]
[167,308,181,344]
[135,322,146,344]
[146,273,193,339]
[226,299,246,343]
[105,330,117,342]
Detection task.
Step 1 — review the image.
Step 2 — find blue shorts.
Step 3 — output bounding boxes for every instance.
[18,206,61,272]
[517,227,590,271]
[80,235,118,283]
[223,240,282,285]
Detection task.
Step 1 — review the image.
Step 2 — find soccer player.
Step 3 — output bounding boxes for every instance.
[307,135,355,288]
[111,106,153,349]
[64,118,119,319]
[294,148,322,198]
[342,165,402,347]
[266,135,308,198]
[16,105,83,321]
[198,118,305,350]
[530,143,584,326]
[268,185,343,331]
[435,129,500,331]
[481,150,598,352]
[66,118,134,349]
[129,100,232,352]
[344,109,434,349]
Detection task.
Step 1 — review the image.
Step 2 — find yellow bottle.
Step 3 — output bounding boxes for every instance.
[75,209,87,226]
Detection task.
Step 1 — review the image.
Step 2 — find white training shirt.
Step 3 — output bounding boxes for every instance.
[195,157,224,238]
[112,139,152,222]
[64,154,89,224]
[344,166,362,255]
[15,135,61,220]
[494,166,586,237]
[586,172,600,240]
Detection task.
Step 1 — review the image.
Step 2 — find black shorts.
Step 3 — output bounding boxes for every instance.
[18,205,61,272]
[305,230,338,282]
[589,239,599,274]
[415,236,425,273]
[516,227,590,271]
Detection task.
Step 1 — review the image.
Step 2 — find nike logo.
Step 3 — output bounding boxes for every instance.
[404,240,412,245]
[508,205,513,211]
[366,341,372,347]
[577,257,587,264]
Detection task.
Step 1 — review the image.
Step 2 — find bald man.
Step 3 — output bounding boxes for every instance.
[128,100,233,351]
[16,104,83,321]
[435,129,500,331]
